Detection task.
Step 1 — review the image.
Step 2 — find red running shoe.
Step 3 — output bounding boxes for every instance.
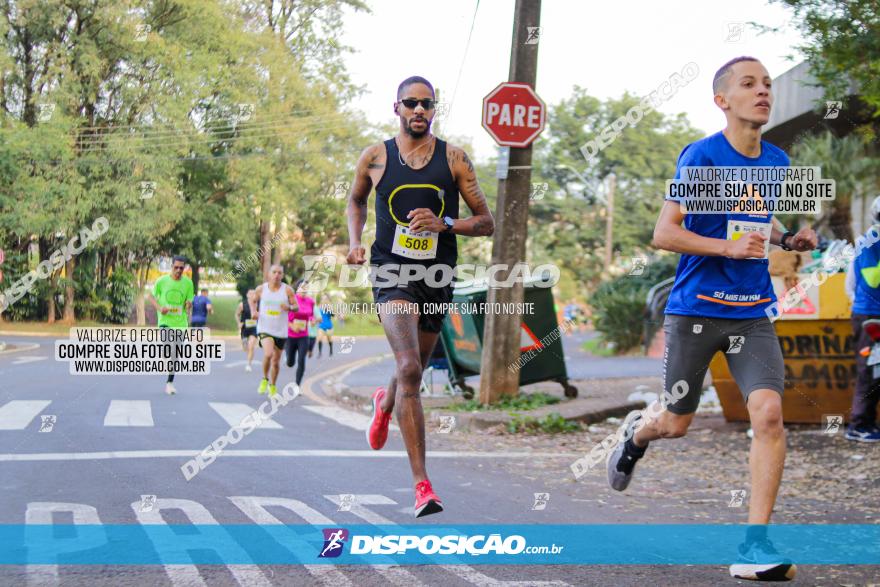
[366,387,393,450]
[414,479,443,518]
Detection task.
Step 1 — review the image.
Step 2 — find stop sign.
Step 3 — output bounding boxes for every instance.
[482,82,546,148]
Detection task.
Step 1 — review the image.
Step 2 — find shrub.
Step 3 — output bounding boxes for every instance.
[0,249,49,321]
[103,268,137,324]
[589,256,678,352]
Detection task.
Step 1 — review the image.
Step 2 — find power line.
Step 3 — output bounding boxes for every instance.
[75,117,354,153]
[74,112,350,146]
[66,106,352,133]
[447,0,480,123]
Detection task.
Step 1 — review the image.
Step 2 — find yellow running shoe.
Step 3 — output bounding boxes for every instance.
[269,383,277,396]
[258,379,268,394]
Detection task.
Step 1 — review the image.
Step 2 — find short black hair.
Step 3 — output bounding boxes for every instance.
[200,288,208,293]
[713,56,760,94]
[397,76,435,100]
[171,255,187,265]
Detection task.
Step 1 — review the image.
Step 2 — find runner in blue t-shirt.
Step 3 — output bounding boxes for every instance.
[190,288,213,328]
[316,297,334,357]
[605,57,817,583]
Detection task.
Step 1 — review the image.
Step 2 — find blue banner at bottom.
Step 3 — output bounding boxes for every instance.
[2,524,878,565]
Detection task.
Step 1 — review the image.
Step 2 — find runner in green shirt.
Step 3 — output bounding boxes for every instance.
[148,255,194,394]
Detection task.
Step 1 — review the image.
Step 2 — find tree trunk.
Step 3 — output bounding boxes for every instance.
[135,261,150,326]
[260,220,271,280]
[39,238,55,324]
[62,256,75,324]
[47,273,57,325]
[191,263,200,292]
[828,199,854,242]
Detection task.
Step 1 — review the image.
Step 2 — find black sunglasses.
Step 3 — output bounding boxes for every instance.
[399,98,435,110]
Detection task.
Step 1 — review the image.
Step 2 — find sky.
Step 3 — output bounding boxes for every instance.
[340,0,807,162]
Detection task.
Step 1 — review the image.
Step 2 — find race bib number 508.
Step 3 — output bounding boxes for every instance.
[392,225,438,260]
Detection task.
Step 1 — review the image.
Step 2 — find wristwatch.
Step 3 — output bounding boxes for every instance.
[442,216,455,233]
[780,231,795,251]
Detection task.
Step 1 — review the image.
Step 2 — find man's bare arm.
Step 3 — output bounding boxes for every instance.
[249,288,261,317]
[147,292,160,312]
[285,285,299,312]
[653,200,764,259]
[347,145,380,251]
[447,145,495,237]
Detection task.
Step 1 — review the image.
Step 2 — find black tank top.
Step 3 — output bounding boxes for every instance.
[240,299,253,331]
[371,138,459,268]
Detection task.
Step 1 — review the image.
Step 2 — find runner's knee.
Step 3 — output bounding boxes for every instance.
[656,413,690,438]
[396,357,422,387]
[748,391,783,436]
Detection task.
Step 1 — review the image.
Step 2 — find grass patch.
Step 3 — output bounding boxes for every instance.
[334,312,384,337]
[0,295,384,339]
[0,320,106,335]
[506,412,582,434]
[445,392,560,413]
[207,295,240,333]
[581,337,615,357]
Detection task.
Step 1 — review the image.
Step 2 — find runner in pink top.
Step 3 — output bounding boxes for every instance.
[285,279,316,385]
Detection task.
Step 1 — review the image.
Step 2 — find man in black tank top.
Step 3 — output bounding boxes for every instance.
[347,76,495,518]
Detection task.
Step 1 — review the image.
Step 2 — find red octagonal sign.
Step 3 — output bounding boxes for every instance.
[482,82,546,148]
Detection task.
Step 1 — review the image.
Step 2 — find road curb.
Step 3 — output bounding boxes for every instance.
[431,399,648,432]
[302,343,660,434]
[0,342,41,356]
[0,330,63,338]
[0,329,243,341]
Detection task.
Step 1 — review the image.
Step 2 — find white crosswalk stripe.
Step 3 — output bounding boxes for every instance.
[11,356,47,365]
[0,400,51,430]
[17,495,572,586]
[208,402,283,429]
[303,404,399,432]
[104,400,154,427]
[0,398,409,432]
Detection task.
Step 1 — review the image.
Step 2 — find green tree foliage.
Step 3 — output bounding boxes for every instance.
[769,0,880,120]
[532,88,702,286]
[789,131,879,241]
[0,0,368,324]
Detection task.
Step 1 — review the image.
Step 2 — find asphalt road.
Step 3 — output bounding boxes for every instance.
[0,332,876,586]
[339,330,663,391]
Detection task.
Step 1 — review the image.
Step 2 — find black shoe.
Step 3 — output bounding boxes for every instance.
[606,411,644,491]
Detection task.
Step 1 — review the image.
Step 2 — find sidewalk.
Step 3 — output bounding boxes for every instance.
[318,373,660,431]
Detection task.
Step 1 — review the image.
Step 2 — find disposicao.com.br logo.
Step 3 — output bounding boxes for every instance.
[318,529,563,557]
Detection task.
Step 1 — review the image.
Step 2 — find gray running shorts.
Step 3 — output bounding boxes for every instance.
[662,314,785,415]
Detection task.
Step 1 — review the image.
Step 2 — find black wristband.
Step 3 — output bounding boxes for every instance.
[780,231,794,251]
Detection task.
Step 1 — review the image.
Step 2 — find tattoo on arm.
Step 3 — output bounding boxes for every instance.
[473,217,492,236]
[461,151,475,174]
[367,151,384,169]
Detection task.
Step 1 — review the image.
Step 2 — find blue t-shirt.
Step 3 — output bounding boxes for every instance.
[318,308,334,330]
[191,295,210,322]
[852,228,880,315]
[664,131,789,319]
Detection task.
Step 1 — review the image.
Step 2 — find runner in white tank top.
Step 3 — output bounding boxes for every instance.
[250,264,298,396]
[257,282,289,338]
